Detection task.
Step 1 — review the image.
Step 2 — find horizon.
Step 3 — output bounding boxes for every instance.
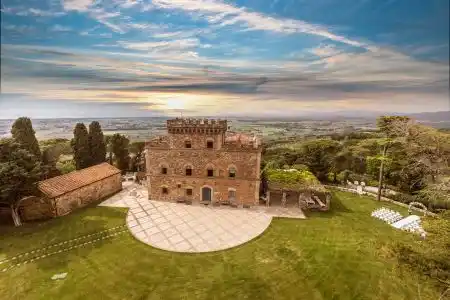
[1,0,449,118]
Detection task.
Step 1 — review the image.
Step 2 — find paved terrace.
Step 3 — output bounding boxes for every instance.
[100,183,304,253]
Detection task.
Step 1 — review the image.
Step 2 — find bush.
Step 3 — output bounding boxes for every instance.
[390,193,415,204]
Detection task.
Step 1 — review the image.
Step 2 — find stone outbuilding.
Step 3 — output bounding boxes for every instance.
[19,163,122,221]
[146,118,262,207]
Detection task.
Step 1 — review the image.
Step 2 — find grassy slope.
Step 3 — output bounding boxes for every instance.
[0,192,441,300]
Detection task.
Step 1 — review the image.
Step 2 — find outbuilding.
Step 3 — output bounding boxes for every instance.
[19,163,122,221]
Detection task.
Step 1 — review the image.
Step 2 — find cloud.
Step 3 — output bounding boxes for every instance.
[50,25,72,32]
[151,0,370,49]
[2,24,35,33]
[62,0,95,12]
[1,6,66,17]
[118,38,200,51]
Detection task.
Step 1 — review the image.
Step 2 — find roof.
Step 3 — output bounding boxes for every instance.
[37,163,121,198]
[266,168,328,193]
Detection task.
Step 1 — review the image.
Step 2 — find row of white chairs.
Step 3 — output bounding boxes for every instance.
[371,208,403,224]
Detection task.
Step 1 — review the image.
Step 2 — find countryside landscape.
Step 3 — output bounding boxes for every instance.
[1,0,449,299]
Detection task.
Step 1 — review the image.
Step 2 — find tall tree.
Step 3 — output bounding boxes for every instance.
[129,141,146,171]
[71,123,91,170]
[104,135,113,165]
[11,117,41,159]
[0,138,43,226]
[295,139,341,181]
[88,121,106,165]
[111,134,130,172]
[375,116,412,200]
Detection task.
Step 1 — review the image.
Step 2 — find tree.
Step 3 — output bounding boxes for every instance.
[295,139,341,181]
[11,117,41,159]
[129,141,146,172]
[104,135,113,165]
[0,138,43,226]
[110,134,130,172]
[375,116,412,200]
[88,121,106,166]
[71,123,91,170]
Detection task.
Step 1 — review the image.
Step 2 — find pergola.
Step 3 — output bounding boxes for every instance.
[264,169,330,211]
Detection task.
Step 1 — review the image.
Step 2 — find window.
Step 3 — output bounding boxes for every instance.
[162,187,168,194]
[185,167,192,176]
[207,169,214,177]
[177,183,181,188]
[186,188,193,196]
[228,189,236,200]
[206,141,214,149]
[185,140,192,148]
[161,167,168,174]
[229,167,236,178]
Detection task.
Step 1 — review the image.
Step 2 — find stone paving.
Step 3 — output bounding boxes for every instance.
[100,183,302,253]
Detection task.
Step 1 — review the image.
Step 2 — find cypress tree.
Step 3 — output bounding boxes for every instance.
[110,133,130,172]
[71,123,91,170]
[11,117,41,159]
[88,121,106,165]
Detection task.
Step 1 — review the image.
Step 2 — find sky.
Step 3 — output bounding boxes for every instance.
[0,0,449,119]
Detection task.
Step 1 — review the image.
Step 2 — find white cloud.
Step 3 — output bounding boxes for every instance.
[62,0,95,12]
[118,38,200,51]
[151,0,370,49]
[1,6,66,17]
[51,25,72,32]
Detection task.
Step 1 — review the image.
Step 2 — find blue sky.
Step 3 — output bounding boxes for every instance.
[0,0,449,118]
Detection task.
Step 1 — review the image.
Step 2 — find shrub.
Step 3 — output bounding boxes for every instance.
[390,193,415,204]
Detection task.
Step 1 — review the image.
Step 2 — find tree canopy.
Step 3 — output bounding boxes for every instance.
[110,133,130,172]
[88,121,106,166]
[71,123,91,170]
[11,117,41,159]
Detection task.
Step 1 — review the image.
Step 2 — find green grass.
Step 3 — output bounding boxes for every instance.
[0,192,443,300]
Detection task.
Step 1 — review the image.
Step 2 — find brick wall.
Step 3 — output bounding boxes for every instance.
[54,173,122,216]
[18,196,55,221]
[146,132,261,206]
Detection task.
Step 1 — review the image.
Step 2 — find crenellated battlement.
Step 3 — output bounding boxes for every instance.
[167,118,228,134]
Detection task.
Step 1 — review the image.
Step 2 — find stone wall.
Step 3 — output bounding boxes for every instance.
[54,173,122,216]
[149,176,259,205]
[18,196,55,222]
[146,132,261,206]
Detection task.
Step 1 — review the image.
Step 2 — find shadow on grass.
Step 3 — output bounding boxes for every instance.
[304,193,352,219]
[0,204,127,272]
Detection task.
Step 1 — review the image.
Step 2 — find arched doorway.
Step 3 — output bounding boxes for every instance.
[201,186,212,202]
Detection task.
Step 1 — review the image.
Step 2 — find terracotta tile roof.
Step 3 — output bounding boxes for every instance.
[37,163,121,198]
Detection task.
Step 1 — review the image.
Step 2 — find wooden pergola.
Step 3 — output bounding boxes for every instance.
[263,169,330,211]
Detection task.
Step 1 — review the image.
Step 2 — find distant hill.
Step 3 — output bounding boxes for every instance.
[408,111,450,121]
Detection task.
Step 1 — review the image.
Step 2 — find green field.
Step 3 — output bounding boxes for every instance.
[0,192,443,300]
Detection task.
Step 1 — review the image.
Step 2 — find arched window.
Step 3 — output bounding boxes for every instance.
[185,140,192,148]
[206,138,214,149]
[159,163,169,175]
[228,166,236,178]
[185,166,193,176]
[161,166,168,175]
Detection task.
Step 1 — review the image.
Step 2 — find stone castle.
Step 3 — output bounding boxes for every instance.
[145,118,262,206]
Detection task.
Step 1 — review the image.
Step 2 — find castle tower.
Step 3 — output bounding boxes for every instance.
[166,118,228,150]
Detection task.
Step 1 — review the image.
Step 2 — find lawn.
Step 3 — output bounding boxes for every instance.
[0,191,443,300]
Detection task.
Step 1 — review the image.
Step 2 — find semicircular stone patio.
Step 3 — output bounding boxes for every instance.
[100,183,273,253]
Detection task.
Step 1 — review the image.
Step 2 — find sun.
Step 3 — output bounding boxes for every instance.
[166,98,185,110]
